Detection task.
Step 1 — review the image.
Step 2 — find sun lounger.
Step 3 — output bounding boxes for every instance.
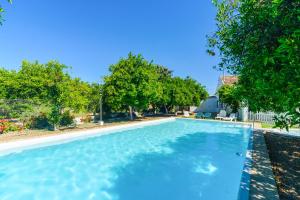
[134,111,142,118]
[215,110,227,120]
[223,113,237,121]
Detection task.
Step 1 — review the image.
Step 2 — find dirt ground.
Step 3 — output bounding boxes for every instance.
[0,116,171,143]
[264,132,300,200]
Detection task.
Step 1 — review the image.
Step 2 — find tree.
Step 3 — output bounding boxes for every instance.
[152,65,173,113]
[0,68,17,99]
[184,76,208,106]
[87,83,101,115]
[104,53,162,120]
[208,0,300,129]
[170,77,208,109]
[62,77,92,113]
[0,0,12,25]
[217,85,240,113]
[0,60,92,129]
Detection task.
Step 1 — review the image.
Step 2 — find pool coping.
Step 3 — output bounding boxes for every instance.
[0,117,175,156]
[248,130,280,200]
[255,127,300,137]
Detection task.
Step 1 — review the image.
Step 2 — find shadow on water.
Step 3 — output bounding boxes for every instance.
[107,131,248,200]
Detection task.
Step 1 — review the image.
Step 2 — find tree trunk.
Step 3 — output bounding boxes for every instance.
[129,106,133,120]
[49,123,58,131]
[164,105,168,114]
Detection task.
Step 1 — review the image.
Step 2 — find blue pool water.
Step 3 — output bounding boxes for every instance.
[0,119,252,200]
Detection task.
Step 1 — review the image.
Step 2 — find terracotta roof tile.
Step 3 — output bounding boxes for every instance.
[221,76,238,85]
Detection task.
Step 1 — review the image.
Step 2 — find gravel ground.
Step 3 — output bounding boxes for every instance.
[264,132,300,200]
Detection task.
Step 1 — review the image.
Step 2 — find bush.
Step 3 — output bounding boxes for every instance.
[29,114,51,129]
[6,122,20,132]
[0,120,21,133]
[0,119,8,134]
[81,115,92,123]
[60,111,75,126]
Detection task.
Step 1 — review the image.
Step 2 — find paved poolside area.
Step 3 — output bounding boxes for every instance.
[250,130,280,200]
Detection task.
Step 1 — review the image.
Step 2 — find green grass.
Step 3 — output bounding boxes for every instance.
[261,123,275,129]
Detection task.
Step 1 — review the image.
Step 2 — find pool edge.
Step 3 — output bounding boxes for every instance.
[0,117,176,156]
[246,130,280,200]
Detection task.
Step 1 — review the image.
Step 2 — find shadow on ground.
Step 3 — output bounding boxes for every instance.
[264,132,300,200]
[247,131,280,200]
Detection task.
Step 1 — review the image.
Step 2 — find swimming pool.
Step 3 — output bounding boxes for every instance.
[0,119,252,200]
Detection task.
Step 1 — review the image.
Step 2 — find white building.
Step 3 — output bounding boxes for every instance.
[198,75,248,121]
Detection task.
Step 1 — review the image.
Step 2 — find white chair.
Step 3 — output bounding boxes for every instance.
[223,113,237,121]
[183,111,190,117]
[215,110,227,120]
[134,111,142,118]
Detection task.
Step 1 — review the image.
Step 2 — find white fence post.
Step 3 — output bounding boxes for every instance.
[248,111,275,124]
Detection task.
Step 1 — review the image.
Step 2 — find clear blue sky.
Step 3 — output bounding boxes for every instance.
[0,0,222,95]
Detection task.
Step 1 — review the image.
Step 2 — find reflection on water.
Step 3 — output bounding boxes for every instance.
[194,162,218,175]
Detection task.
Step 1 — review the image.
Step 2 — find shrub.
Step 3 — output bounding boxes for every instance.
[81,115,92,123]
[29,114,51,129]
[0,120,21,133]
[0,119,8,134]
[60,111,75,126]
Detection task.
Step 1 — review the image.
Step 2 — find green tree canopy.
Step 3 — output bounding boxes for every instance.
[208,0,300,128]
[0,60,93,128]
[104,53,162,119]
[217,85,240,113]
[170,77,208,108]
[152,65,173,112]
[103,53,208,118]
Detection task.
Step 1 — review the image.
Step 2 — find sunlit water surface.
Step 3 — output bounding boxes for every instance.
[0,119,251,200]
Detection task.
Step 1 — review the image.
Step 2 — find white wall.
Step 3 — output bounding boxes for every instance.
[198,96,219,113]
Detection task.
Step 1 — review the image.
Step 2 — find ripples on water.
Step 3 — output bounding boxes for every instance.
[0,119,251,200]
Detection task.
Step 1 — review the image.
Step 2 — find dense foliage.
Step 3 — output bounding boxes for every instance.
[217,85,240,113]
[104,53,208,119]
[104,53,162,119]
[0,54,208,130]
[208,0,300,129]
[0,61,93,129]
